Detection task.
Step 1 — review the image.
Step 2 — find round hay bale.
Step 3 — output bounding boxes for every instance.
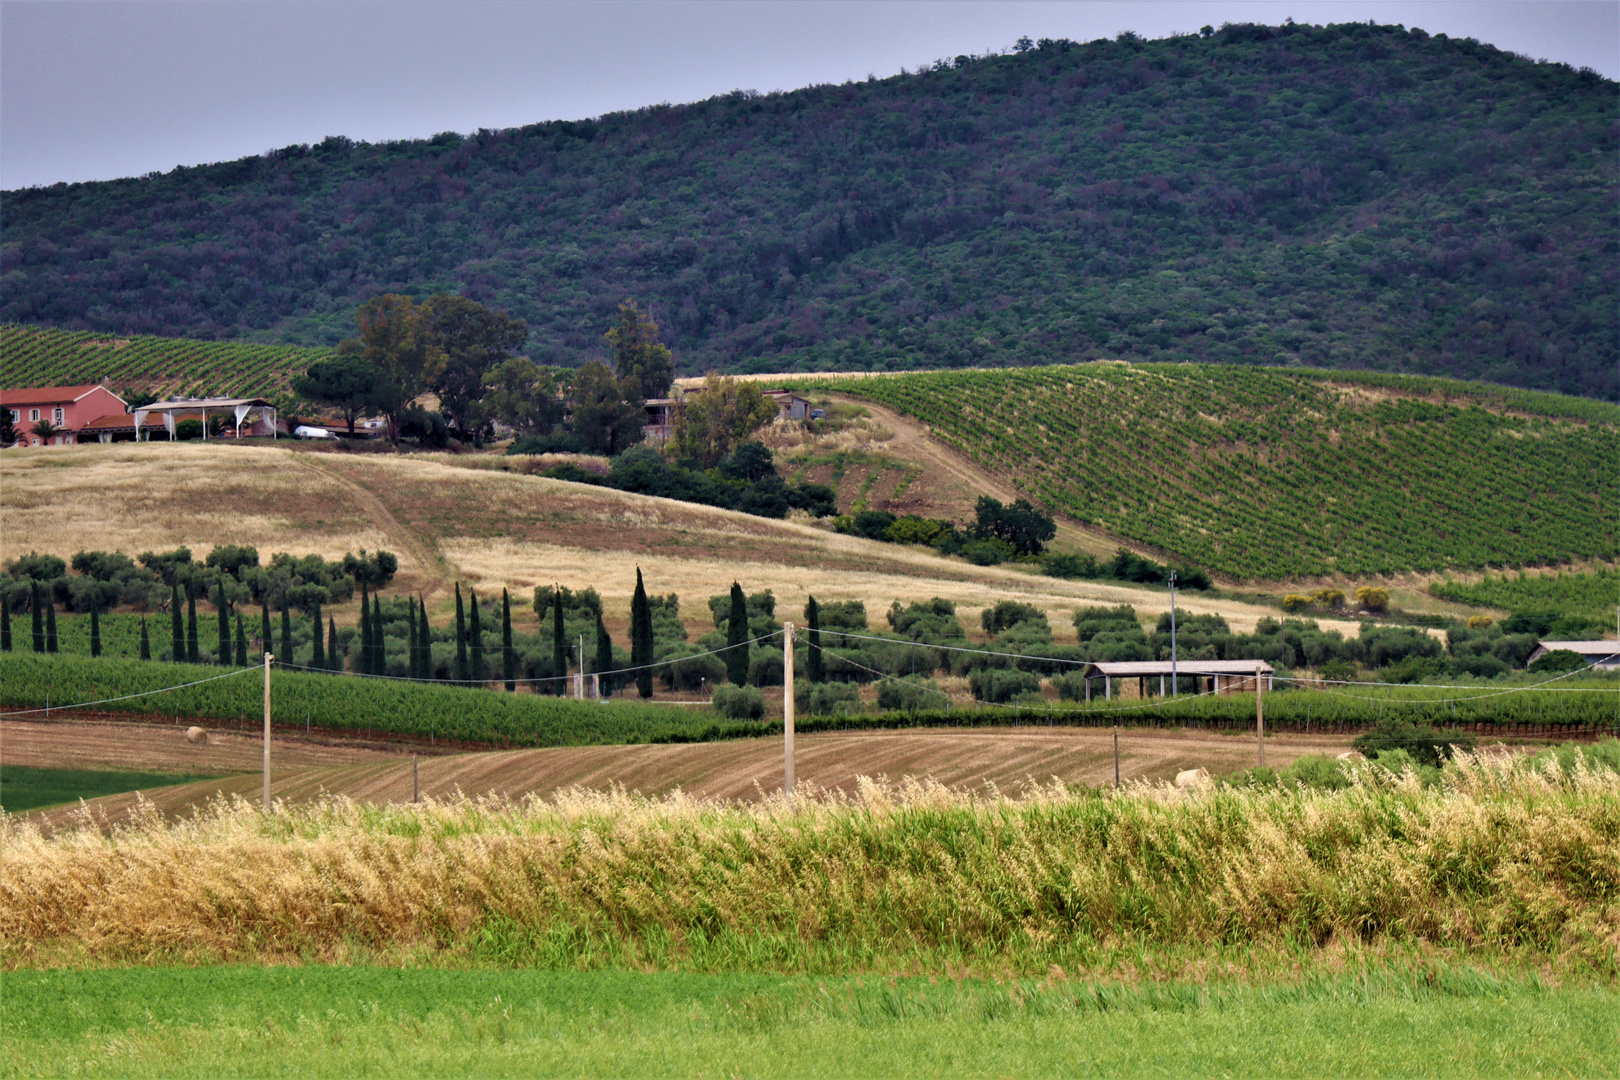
[1335,751,1366,761]
[1174,767,1209,789]
[185,726,208,745]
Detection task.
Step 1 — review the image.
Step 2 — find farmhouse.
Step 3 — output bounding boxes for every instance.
[1527,641,1620,670]
[1080,659,1275,700]
[1,384,129,446]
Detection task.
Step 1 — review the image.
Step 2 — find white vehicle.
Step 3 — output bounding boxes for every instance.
[294,425,337,440]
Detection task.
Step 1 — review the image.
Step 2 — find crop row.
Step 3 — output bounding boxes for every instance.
[0,654,718,747]
[1430,569,1620,616]
[801,365,1617,580]
[1,325,331,399]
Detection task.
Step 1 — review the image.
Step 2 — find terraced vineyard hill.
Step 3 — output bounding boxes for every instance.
[808,365,1618,580]
[0,324,329,397]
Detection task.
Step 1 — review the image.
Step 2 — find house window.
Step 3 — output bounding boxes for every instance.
[52,407,64,424]
[29,409,40,422]
[7,410,16,422]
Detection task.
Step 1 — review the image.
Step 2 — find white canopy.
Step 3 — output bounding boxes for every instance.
[132,397,277,441]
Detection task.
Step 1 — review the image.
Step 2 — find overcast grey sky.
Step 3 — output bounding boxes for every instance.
[2,1,1615,189]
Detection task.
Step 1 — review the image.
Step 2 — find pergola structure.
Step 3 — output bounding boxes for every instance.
[132,397,278,441]
[1080,659,1275,701]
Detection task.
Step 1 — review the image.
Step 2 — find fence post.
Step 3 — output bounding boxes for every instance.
[783,622,795,801]
[263,652,273,811]
[1255,664,1265,768]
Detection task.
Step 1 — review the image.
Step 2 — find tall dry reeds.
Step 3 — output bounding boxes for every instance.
[4,753,1617,974]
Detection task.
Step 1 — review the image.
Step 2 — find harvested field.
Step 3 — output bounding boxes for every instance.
[1,441,1330,633]
[15,720,1354,830]
[2,718,410,776]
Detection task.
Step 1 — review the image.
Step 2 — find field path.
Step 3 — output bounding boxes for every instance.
[15,721,1356,830]
[292,453,448,596]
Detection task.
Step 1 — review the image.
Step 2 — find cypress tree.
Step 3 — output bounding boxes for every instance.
[408,595,421,680]
[185,587,198,663]
[234,614,248,666]
[469,591,484,685]
[424,595,435,679]
[311,600,325,670]
[140,617,151,661]
[279,602,292,663]
[805,595,823,682]
[630,568,653,699]
[260,601,272,661]
[215,583,230,666]
[359,582,372,674]
[372,595,385,675]
[595,614,614,698]
[454,584,468,682]
[32,583,45,653]
[171,584,184,661]
[327,616,339,672]
[725,582,749,686]
[550,588,567,696]
[502,589,515,692]
[1,592,11,652]
[90,604,102,658]
[46,596,58,654]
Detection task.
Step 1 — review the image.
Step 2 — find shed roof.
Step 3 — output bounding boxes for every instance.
[138,396,274,410]
[1085,660,1275,677]
[1534,641,1620,658]
[0,384,118,406]
[79,413,166,431]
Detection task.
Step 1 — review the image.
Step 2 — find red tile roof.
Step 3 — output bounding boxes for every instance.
[0,385,106,406]
[79,413,165,431]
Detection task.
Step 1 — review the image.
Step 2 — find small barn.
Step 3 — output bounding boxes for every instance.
[1080,659,1275,701]
[1526,641,1620,670]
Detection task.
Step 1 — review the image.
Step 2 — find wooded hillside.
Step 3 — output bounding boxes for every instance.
[3,22,1614,397]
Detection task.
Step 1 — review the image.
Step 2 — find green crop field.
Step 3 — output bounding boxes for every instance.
[1431,568,1620,617]
[0,324,329,398]
[805,365,1619,580]
[0,765,228,813]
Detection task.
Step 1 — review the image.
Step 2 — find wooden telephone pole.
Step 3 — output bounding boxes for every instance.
[783,622,795,800]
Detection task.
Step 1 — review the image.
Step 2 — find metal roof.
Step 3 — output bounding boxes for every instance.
[137,396,274,410]
[1085,659,1274,676]
[1534,641,1620,657]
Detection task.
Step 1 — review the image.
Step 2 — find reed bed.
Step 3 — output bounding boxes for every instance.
[4,753,1617,976]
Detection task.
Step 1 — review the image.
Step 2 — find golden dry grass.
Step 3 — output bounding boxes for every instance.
[4,751,1616,973]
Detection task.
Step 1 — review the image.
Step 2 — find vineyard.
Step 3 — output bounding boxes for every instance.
[1431,569,1620,616]
[0,654,718,748]
[0,324,329,398]
[802,365,1619,580]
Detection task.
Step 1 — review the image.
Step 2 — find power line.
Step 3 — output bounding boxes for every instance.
[0,664,260,718]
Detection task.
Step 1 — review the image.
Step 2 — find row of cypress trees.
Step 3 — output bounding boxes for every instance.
[0,586,59,655]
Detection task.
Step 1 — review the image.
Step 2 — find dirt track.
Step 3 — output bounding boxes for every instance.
[10,719,1356,829]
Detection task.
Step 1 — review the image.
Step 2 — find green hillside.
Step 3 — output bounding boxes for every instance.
[2,22,1615,397]
[807,365,1618,580]
[0,324,328,397]
[1430,569,1619,616]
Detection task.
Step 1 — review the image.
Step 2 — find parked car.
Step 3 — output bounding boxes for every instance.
[294,425,337,440]
[809,408,826,420]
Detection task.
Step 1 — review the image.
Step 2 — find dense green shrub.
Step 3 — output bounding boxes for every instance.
[711,684,765,721]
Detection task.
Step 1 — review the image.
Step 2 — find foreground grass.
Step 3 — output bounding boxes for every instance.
[6,752,1618,977]
[3,965,1616,1078]
[0,766,227,814]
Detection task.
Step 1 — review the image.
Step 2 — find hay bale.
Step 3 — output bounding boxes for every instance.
[185,726,208,745]
[1336,751,1366,761]
[1174,768,1209,789]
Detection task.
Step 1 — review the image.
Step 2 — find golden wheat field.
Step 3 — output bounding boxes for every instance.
[4,751,1616,976]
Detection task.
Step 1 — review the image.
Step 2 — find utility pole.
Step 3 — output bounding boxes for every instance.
[1169,570,1178,697]
[783,622,795,801]
[1113,722,1120,789]
[413,756,419,803]
[578,634,585,699]
[262,652,273,811]
[1255,663,1266,767]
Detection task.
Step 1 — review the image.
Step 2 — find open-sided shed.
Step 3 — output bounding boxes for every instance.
[1081,659,1274,701]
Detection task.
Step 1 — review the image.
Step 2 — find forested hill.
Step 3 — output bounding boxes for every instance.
[3,23,1615,398]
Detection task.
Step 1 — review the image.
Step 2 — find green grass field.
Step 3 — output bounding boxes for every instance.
[804,365,1619,579]
[3,966,1614,1078]
[0,765,229,813]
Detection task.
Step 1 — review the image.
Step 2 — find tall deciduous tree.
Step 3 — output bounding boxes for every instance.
[479,358,562,436]
[345,294,446,441]
[606,298,674,399]
[725,582,749,685]
[671,373,779,468]
[570,360,645,455]
[630,568,654,699]
[423,294,529,440]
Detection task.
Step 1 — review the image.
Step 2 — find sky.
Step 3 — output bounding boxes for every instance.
[2,1,1616,189]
